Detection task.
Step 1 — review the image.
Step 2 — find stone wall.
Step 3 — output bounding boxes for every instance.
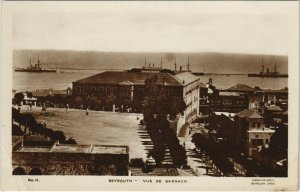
[12,152,129,175]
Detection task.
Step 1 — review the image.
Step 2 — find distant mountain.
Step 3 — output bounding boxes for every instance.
[13,50,288,74]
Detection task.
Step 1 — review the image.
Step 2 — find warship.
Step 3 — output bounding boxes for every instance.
[15,54,57,73]
[248,60,288,78]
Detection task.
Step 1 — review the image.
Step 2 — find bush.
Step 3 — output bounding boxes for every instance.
[61,137,77,144]
[12,124,24,136]
[50,130,66,142]
[130,158,145,168]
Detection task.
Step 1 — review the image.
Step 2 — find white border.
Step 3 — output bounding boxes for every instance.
[1,1,299,191]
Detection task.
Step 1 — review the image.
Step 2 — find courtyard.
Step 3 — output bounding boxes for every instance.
[28,107,146,160]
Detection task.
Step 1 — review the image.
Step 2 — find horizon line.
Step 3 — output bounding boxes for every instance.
[13,49,288,57]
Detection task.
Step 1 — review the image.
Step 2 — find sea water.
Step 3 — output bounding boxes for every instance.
[13,70,288,91]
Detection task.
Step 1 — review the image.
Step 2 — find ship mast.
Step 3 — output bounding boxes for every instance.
[187,56,190,71]
[37,52,40,65]
[274,60,277,73]
[261,59,264,73]
[174,57,177,71]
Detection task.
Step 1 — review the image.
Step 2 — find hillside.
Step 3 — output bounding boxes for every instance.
[13,50,288,74]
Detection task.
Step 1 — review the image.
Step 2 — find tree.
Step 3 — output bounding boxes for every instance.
[14,92,24,105]
[62,137,77,144]
[104,94,117,111]
[50,130,66,142]
[142,74,187,167]
[23,113,37,135]
[74,96,83,108]
[26,91,33,98]
[12,124,24,136]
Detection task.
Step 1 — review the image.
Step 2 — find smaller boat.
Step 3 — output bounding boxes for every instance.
[15,54,57,73]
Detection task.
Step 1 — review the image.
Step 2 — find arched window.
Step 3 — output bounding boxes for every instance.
[29,168,42,175]
[13,167,26,175]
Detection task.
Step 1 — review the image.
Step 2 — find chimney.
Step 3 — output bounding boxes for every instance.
[174,57,177,71]
[180,66,182,71]
[182,80,185,84]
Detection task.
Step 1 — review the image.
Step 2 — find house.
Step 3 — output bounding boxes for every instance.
[254,89,288,111]
[226,84,255,94]
[198,79,249,114]
[234,109,275,157]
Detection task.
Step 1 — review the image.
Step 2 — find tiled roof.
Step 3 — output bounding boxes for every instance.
[119,81,134,85]
[236,109,263,119]
[227,84,254,92]
[199,82,206,88]
[266,105,283,111]
[74,71,183,86]
[174,72,200,85]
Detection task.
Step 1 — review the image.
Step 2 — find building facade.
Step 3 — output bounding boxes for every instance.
[234,109,275,157]
[12,138,129,175]
[72,71,201,130]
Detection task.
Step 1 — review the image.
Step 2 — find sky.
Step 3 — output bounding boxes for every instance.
[12,2,291,55]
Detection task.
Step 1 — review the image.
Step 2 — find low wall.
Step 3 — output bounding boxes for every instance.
[12,152,129,175]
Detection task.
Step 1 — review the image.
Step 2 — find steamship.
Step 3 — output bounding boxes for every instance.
[248,60,288,78]
[15,54,57,73]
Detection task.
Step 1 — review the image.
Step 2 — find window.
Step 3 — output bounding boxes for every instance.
[252,122,256,128]
[98,86,104,95]
[91,86,97,92]
[83,86,89,94]
[251,139,263,146]
[112,87,117,94]
[168,89,174,96]
[106,87,111,95]
[176,88,182,97]
[257,122,261,128]
[75,86,81,94]
[138,88,144,95]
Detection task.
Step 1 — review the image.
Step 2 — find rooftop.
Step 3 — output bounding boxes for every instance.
[32,88,68,97]
[219,91,244,96]
[74,71,183,86]
[174,72,200,85]
[266,105,283,111]
[214,112,236,118]
[248,128,275,133]
[15,141,128,155]
[236,109,263,119]
[227,84,254,92]
[255,89,288,94]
